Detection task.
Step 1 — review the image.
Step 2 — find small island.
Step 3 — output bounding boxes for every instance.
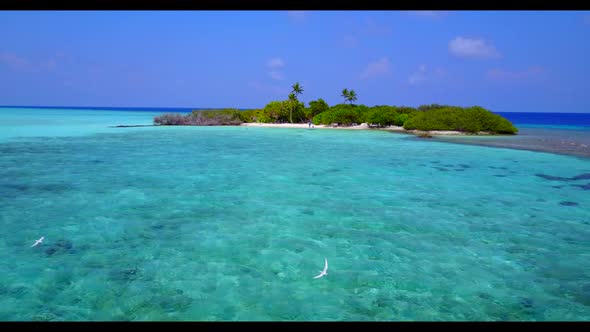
[153,82,518,136]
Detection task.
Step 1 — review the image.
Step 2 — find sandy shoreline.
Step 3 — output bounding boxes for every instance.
[240,122,490,136]
[241,122,366,130]
[239,123,587,158]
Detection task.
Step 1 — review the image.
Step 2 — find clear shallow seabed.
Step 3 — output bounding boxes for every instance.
[0,108,589,321]
[431,126,590,159]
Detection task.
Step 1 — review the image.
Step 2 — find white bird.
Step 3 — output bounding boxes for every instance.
[31,236,44,247]
[313,258,328,279]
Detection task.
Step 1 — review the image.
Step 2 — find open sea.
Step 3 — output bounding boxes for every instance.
[0,107,589,321]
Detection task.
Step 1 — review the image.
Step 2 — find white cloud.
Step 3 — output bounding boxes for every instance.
[360,57,391,80]
[449,37,500,59]
[266,57,285,81]
[487,67,544,80]
[267,57,285,69]
[408,64,428,85]
[268,70,284,81]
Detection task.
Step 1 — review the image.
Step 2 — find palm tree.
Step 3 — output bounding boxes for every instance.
[291,82,303,99]
[341,88,349,103]
[347,90,358,105]
[288,93,297,123]
[289,82,303,123]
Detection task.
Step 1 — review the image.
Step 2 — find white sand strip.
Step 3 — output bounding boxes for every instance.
[240,122,492,135]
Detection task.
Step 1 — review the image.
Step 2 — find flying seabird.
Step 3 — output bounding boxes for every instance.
[313,258,328,279]
[31,236,44,247]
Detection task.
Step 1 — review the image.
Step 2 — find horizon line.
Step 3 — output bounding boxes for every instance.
[0,105,589,114]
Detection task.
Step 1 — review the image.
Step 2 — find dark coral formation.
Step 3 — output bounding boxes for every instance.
[44,239,75,256]
[109,267,140,282]
[559,201,579,206]
[572,183,590,190]
[571,173,590,180]
[535,174,570,181]
[536,173,590,182]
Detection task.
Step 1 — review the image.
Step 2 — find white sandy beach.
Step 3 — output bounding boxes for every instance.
[241,122,483,135]
[241,122,367,130]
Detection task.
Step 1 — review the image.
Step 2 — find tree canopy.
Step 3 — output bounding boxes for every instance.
[154,83,517,135]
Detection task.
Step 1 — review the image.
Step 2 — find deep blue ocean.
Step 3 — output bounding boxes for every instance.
[496,112,590,127]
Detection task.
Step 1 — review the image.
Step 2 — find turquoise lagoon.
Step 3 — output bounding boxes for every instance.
[0,108,589,321]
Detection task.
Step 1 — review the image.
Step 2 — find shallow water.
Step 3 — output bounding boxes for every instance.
[431,126,590,159]
[1,109,589,321]
[0,107,162,141]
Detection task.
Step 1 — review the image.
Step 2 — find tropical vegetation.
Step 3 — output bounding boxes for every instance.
[154,83,518,134]
[403,106,518,134]
[154,109,244,126]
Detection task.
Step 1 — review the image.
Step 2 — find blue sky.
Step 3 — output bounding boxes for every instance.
[0,10,589,112]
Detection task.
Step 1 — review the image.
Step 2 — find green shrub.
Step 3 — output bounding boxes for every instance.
[305,98,329,120]
[397,113,409,125]
[257,100,306,123]
[312,104,366,125]
[261,101,287,123]
[155,102,517,134]
[417,104,452,112]
[290,100,307,123]
[403,106,517,134]
[397,106,418,114]
[154,113,193,125]
[190,109,244,125]
[154,109,246,126]
[365,106,410,127]
[238,109,260,123]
